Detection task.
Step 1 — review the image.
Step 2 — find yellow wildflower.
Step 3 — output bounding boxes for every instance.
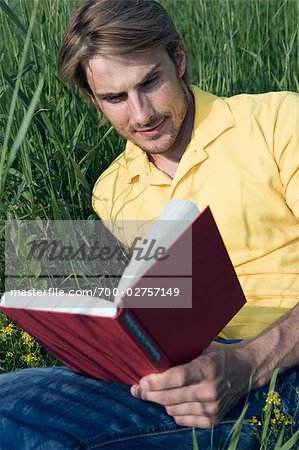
[284,416,293,425]
[21,332,34,346]
[265,391,281,406]
[20,354,38,365]
[249,416,262,426]
[6,351,13,357]
[263,404,270,413]
[250,387,295,440]
[1,323,15,336]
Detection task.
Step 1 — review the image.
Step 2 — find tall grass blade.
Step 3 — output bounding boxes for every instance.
[261,369,280,445]
[79,126,114,166]
[192,427,199,450]
[273,425,286,450]
[227,402,249,450]
[278,429,299,450]
[1,76,44,195]
[0,0,27,35]
[69,155,90,191]
[0,0,39,192]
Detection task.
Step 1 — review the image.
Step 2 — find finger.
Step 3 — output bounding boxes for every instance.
[138,359,204,391]
[137,384,196,405]
[130,384,140,398]
[135,379,223,405]
[165,401,219,418]
[137,381,220,405]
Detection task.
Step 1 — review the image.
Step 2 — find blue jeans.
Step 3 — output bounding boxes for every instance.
[0,364,298,449]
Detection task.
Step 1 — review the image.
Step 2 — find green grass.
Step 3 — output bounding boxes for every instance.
[191,370,298,449]
[0,0,298,224]
[0,0,298,447]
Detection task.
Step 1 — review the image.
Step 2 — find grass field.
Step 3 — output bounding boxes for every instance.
[0,0,298,227]
[0,0,298,447]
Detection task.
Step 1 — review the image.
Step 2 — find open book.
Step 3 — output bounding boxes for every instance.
[1,200,246,384]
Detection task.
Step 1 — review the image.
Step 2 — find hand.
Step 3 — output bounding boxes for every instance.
[131,341,254,428]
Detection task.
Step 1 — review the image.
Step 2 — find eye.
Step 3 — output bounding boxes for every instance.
[105,93,127,104]
[142,75,159,91]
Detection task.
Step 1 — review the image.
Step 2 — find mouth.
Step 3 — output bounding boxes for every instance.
[136,118,167,137]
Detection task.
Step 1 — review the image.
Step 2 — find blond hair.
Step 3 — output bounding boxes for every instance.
[58,0,190,103]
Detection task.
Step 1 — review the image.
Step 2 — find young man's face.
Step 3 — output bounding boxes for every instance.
[85,47,191,155]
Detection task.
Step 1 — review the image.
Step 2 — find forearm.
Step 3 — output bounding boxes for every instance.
[238,303,299,389]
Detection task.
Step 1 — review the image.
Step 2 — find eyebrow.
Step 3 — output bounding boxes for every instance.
[94,63,162,100]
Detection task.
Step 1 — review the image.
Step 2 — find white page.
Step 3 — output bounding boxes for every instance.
[1,292,118,317]
[115,199,199,304]
[2,200,199,314]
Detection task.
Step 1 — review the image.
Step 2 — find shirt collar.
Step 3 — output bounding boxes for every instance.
[191,86,235,148]
[124,86,235,183]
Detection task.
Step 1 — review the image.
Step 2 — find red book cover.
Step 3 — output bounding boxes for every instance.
[1,206,246,384]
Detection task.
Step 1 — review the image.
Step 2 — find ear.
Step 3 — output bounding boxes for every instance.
[174,42,187,78]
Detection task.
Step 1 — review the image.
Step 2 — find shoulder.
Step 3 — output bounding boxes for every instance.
[224,91,299,122]
[92,150,129,220]
[224,91,299,152]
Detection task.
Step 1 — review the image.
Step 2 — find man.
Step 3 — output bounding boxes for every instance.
[1,0,298,448]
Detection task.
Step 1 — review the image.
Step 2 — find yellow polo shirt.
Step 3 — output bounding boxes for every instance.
[92,86,299,339]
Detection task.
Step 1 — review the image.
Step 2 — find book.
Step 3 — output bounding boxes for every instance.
[1,200,246,384]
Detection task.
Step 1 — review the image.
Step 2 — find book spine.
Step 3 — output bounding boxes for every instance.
[119,310,171,369]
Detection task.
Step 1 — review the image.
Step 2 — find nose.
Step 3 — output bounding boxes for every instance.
[129,92,155,127]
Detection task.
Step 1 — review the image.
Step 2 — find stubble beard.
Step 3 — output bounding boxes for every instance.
[113,87,189,155]
[138,94,189,155]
